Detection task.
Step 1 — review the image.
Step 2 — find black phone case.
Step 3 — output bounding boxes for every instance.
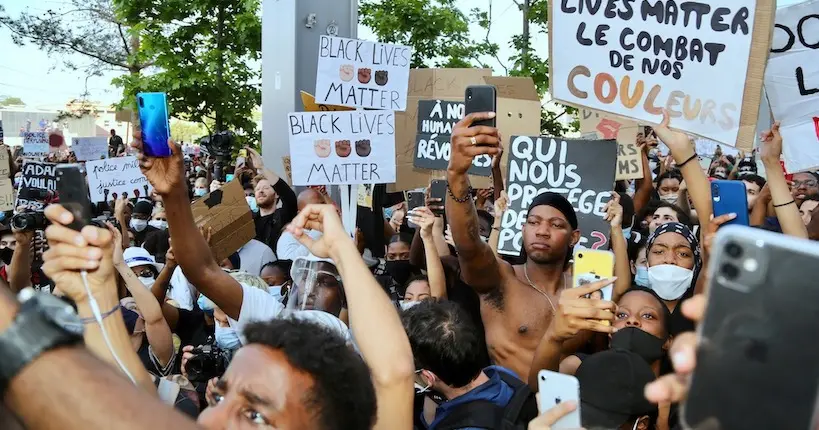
[429,180,447,216]
[464,85,497,128]
[56,165,93,231]
[683,225,819,430]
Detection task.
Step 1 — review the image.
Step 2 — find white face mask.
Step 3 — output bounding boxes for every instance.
[246,196,258,213]
[148,220,168,230]
[130,219,148,232]
[194,188,207,197]
[138,276,155,288]
[399,300,420,311]
[215,324,242,350]
[659,194,679,205]
[648,264,694,300]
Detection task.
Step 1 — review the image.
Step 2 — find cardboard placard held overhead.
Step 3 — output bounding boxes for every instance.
[549,0,776,150]
[16,161,57,212]
[85,157,153,203]
[71,137,108,161]
[391,69,542,192]
[0,179,13,212]
[191,179,255,264]
[579,109,642,180]
[23,132,48,155]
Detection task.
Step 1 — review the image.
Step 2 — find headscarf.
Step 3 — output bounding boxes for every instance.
[645,222,702,279]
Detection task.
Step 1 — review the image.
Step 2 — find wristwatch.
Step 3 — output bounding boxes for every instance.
[0,288,84,394]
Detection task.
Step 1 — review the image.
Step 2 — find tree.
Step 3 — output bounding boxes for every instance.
[170,119,207,144]
[0,96,24,106]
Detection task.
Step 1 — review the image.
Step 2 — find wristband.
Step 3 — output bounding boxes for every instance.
[676,153,698,168]
[80,303,120,325]
[447,184,472,203]
[773,200,795,208]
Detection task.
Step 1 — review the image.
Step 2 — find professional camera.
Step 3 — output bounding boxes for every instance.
[186,338,231,383]
[11,212,48,232]
[198,131,235,161]
[90,212,121,231]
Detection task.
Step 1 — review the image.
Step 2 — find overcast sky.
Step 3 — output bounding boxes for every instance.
[0,0,807,108]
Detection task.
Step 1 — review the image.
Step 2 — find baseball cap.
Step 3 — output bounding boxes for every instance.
[123,247,164,272]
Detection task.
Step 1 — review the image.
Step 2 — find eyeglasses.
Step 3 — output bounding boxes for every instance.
[793,179,818,188]
[136,270,154,278]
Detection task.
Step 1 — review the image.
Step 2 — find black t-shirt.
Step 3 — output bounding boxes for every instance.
[132,225,159,247]
[144,229,171,262]
[252,179,297,249]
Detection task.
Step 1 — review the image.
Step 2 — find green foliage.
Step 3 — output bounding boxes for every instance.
[0,96,25,106]
[170,119,208,144]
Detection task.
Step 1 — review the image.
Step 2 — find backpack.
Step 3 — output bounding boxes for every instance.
[434,372,539,430]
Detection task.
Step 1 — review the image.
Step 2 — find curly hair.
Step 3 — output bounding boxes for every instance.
[243,319,376,430]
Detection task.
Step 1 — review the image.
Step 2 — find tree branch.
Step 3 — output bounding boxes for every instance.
[482,0,509,74]
[118,24,131,56]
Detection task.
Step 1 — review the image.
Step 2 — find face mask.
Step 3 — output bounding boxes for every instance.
[611,326,667,363]
[385,260,414,285]
[246,196,258,213]
[0,247,13,265]
[197,294,215,315]
[138,276,155,288]
[195,166,203,173]
[648,264,694,300]
[622,227,632,241]
[634,265,650,287]
[148,220,167,230]
[194,188,207,197]
[659,194,678,205]
[400,300,420,311]
[384,208,394,220]
[268,285,284,302]
[414,370,446,404]
[215,324,242,350]
[13,178,21,188]
[130,218,148,232]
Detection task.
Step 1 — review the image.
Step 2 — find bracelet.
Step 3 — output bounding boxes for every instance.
[492,227,501,232]
[80,303,121,325]
[773,200,795,208]
[447,183,472,203]
[676,153,698,168]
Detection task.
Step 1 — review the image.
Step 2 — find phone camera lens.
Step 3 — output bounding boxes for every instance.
[725,242,743,258]
[721,263,739,280]
[138,97,144,108]
[577,253,583,259]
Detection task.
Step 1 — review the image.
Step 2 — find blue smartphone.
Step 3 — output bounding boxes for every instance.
[137,92,171,157]
[711,180,750,226]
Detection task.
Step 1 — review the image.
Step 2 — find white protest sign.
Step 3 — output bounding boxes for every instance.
[315,35,412,111]
[765,0,819,172]
[287,111,396,186]
[85,156,153,203]
[550,1,763,147]
[23,132,48,155]
[71,137,109,161]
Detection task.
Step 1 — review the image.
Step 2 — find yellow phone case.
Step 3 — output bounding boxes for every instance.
[572,249,615,324]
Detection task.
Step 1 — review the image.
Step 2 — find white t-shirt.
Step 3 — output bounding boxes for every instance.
[238,239,276,276]
[168,267,196,311]
[276,230,322,261]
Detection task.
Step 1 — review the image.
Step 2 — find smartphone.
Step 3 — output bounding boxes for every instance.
[137,92,171,157]
[429,180,447,216]
[572,249,614,300]
[683,225,819,430]
[56,164,93,231]
[711,180,749,227]
[464,85,497,128]
[236,156,246,167]
[538,370,581,429]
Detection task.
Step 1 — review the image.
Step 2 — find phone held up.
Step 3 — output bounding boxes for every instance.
[407,191,426,229]
[464,85,497,129]
[537,370,581,429]
[429,180,447,216]
[137,92,172,157]
[711,180,749,227]
[56,165,93,231]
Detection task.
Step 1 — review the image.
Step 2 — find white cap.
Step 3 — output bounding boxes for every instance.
[123,247,164,272]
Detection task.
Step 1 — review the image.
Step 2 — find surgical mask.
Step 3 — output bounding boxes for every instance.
[215,324,242,350]
[611,326,667,364]
[246,196,258,213]
[138,275,155,288]
[148,220,167,230]
[399,300,420,311]
[130,218,148,232]
[648,264,694,300]
[384,208,394,220]
[195,166,203,173]
[194,188,207,197]
[197,294,215,315]
[268,285,284,302]
[385,260,414,285]
[414,370,445,404]
[634,265,650,288]
[622,227,632,241]
[659,194,678,205]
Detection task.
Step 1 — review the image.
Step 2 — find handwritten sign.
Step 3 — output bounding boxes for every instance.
[413,100,492,176]
[16,161,57,211]
[579,109,642,180]
[287,111,396,186]
[0,147,10,179]
[0,120,4,146]
[72,137,108,161]
[23,132,48,155]
[315,35,412,111]
[300,91,355,112]
[551,1,767,146]
[191,179,255,263]
[766,0,819,172]
[498,136,617,256]
[0,179,13,212]
[85,156,153,203]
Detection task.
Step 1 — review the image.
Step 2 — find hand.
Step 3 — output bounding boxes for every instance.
[548,277,618,343]
[448,112,501,175]
[759,121,783,166]
[491,146,504,170]
[807,203,819,241]
[181,345,195,377]
[758,183,772,205]
[494,190,509,216]
[408,207,436,240]
[105,223,124,266]
[425,184,444,213]
[476,188,493,208]
[199,226,213,246]
[678,179,688,194]
[246,147,264,169]
[131,129,185,196]
[42,204,115,303]
[528,399,584,430]
[444,225,455,248]
[702,213,737,258]
[285,204,354,260]
[654,109,694,160]
[603,192,623,229]
[114,195,128,220]
[11,229,34,247]
[166,238,177,267]
[645,295,707,404]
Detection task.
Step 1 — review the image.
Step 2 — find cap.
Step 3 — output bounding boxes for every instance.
[123,247,164,273]
[133,200,154,216]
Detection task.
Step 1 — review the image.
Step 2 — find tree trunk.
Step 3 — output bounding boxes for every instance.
[215,3,226,133]
[521,0,531,68]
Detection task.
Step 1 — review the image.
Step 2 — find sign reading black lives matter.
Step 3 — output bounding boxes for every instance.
[498,136,617,256]
[413,100,492,176]
[16,161,58,212]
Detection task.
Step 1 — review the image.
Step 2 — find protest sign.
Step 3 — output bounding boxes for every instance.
[0,179,13,212]
[85,157,153,203]
[550,0,775,149]
[287,110,396,186]
[282,156,293,183]
[16,161,57,211]
[579,109,642,180]
[0,120,4,145]
[0,147,10,178]
[191,179,255,263]
[315,35,412,111]
[413,100,492,176]
[71,137,108,161]
[498,136,617,255]
[765,0,819,172]
[23,132,48,155]
[300,91,355,112]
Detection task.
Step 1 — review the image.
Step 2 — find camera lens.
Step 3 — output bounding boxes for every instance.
[577,253,583,259]
[721,263,739,280]
[138,97,144,108]
[725,242,743,258]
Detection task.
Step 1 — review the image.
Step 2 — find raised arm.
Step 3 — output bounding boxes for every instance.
[248,147,297,221]
[286,205,414,430]
[760,122,808,239]
[446,112,503,293]
[113,197,130,251]
[605,193,631,303]
[492,147,505,201]
[408,207,447,299]
[490,191,509,256]
[632,137,656,214]
[8,230,33,292]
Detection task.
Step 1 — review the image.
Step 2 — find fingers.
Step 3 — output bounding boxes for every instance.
[772,121,781,134]
[44,204,74,227]
[538,400,578,425]
[645,372,689,404]
[460,125,499,138]
[45,223,87,248]
[709,212,736,232]
[569,277,617,297]
[564,305,616,322]
[681,294,707,322]
[456,112,496,128]
[660,108,671,129]
[81,225,111,248]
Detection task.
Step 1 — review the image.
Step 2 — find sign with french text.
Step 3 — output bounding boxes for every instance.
[0,147,10,178]
[287,111,396,186]
[413,100,491,175]
[498,136,617,256]
[85,156,153,203]
[16,161,57,212]
[71,137,109,161]
[765,0,819,172]
[0,179,14,212]
[579,109,642,180]
[0,120,4,145]
[23,132,48,155]
[315,35,411,111]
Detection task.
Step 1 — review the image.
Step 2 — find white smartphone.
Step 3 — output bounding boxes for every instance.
[538,370,581,429]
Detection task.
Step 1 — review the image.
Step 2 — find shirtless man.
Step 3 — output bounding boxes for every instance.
[445,112,590,379]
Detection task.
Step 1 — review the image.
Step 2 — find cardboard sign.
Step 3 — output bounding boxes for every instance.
[85,157,153,203]
[0,179,13,212]
[357,184,374,208]
[300,91,355,112]
[315,35,412,111]
[0,147,10,179]
[282,156,293,183]
[550,0,776,149]
[23,132,48,155]
[191,179,255,264]
[579,109,642,180]
[16,161,57,211]
[498,136,617,256]
[72,137,109,161]
[413,100,492,175]
[765,0,819,172]
[0,120,4,146]
[287,111,396,185]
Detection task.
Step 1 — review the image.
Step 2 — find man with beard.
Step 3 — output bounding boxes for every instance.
[247,148,297,248]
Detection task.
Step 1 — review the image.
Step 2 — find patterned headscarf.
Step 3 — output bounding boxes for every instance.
[646,222,702,273]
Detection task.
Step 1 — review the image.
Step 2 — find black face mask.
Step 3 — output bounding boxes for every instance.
[0,247,13,266]
[385,260,414,285]
[610,326,666,363]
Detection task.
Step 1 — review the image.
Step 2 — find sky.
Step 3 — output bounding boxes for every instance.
[0,0,808,109]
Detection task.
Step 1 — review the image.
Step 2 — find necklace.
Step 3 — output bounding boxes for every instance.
[523,262,560,312]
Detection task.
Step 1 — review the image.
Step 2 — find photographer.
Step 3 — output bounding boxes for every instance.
[1,227,34,293]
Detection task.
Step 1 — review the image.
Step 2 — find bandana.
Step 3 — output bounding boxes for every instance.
[646,222,702,274]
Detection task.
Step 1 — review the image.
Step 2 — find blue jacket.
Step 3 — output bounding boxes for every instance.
[423,366,519,430]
